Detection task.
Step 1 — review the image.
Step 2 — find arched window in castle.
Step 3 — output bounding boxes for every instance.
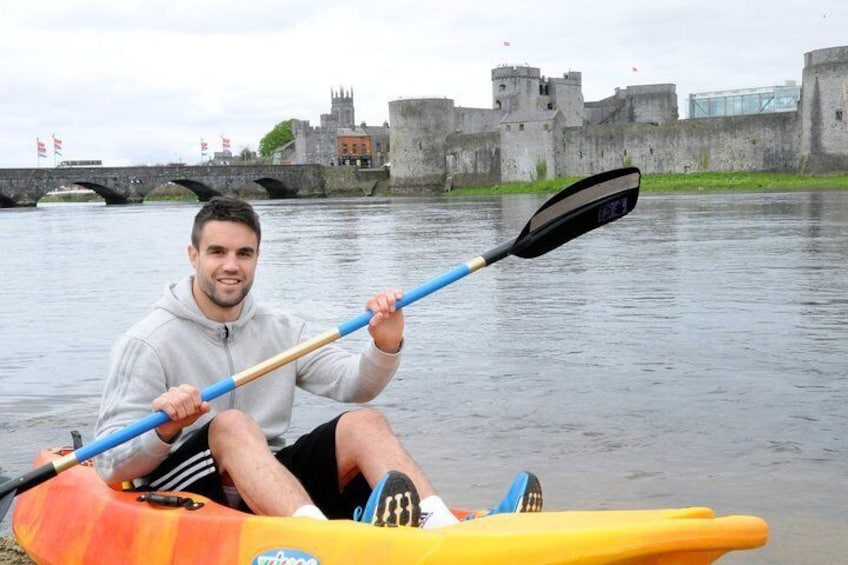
[499,84,506,91]
[519,124,524,131]
[496,100,502,109]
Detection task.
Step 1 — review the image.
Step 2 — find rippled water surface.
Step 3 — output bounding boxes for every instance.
[1,191,846,563]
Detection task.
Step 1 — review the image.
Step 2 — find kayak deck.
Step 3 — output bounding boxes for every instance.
[13,449,768,565]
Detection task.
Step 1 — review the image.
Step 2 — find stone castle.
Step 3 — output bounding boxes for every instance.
[291,45,848,192]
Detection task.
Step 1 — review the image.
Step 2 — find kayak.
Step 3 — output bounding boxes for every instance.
[13,449,768,565]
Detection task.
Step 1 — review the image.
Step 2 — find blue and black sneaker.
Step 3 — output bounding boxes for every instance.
[354,470,421,527]
[486,471,543,516]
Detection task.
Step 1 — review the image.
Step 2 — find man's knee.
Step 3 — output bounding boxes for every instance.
[209,409,263,442]
[339,408,393,437]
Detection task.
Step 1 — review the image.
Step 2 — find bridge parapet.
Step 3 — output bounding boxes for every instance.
[0,164,376,207]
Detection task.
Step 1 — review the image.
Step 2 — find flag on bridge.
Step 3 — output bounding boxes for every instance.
[37,138,47,159]
[201,138,208,159]
[52,135,63,158]
[221,136,231,152]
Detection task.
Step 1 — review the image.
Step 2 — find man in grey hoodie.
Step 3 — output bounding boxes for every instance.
[94,196,541,529]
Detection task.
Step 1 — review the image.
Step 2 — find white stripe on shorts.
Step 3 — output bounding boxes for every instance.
[149,449,216,491]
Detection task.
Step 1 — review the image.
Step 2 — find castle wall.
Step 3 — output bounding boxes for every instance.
[625,84,679,123]
[501,112,563,182]
[454,107,503,134]
[323,165,389,196]
[445,131,501,189]
[293,120,337,166]
[585,85,678,126]
[559,112,800,176]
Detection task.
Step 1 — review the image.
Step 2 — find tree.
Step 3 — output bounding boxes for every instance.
[259,119,295,158]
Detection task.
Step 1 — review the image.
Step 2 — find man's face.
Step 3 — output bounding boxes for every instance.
[188,220,259,321]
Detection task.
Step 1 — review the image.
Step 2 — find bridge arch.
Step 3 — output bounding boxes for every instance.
[254,178,298,199]
[74,182,136,205]
[170,179,221,201]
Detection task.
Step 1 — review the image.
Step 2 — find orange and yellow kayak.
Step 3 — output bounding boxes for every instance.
[13,449,768,565]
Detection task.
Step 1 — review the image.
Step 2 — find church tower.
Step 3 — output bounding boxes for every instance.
[331,86,355,128]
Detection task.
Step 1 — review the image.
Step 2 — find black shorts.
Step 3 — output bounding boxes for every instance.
[142,412,371,519]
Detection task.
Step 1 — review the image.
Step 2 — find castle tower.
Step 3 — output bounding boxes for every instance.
[388,98,456,192]
[800,46,848,173]
[492,65,584,126]
[546,72,584,126]
[492,65,542,113]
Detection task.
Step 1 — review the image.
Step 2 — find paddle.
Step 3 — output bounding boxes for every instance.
[0,475,11,521]
[0,167,640,520]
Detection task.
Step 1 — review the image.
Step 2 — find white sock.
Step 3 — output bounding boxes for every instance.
[222,485,242,508]
[292,504,328,520]
[419,495,460,529]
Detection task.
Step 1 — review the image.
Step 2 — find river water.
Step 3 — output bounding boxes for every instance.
[0,191,846,564]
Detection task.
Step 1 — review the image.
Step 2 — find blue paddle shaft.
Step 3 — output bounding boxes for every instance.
[75,378,238,463]
[337,262,476,336]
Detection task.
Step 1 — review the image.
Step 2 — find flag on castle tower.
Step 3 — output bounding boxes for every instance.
[503,40,511,47]
[52,135,62,156]
[631,66,639,72]
[37,138,47,159]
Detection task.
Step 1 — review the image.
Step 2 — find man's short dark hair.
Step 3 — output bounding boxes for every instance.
[191,197,261,248]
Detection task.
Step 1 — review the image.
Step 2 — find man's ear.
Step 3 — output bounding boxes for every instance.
[188,244,198,269]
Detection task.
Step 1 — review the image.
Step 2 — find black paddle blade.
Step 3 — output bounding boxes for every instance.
[0,475,13,522]
[511,167,640,259]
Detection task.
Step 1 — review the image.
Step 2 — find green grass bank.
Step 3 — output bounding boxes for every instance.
[38,172,848,203]
[450,172,848,196]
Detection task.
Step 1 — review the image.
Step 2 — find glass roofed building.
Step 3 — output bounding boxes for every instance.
[688,82,801,118]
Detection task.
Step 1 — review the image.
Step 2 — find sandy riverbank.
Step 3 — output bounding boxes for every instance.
[0,537,33,565]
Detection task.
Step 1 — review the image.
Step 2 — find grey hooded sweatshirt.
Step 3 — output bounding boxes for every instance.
[94,275,400,484]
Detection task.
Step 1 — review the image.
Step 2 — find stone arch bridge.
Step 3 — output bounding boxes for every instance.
[0,164,389,207]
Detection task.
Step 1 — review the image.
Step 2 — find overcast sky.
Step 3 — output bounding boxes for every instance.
[2,0,845,167]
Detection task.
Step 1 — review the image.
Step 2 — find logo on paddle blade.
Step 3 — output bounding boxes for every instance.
[598,197,630,223]
[252,549,320,565]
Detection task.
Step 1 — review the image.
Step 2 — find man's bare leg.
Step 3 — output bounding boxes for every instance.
[334,407,435,497]
[209,409,313,516]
